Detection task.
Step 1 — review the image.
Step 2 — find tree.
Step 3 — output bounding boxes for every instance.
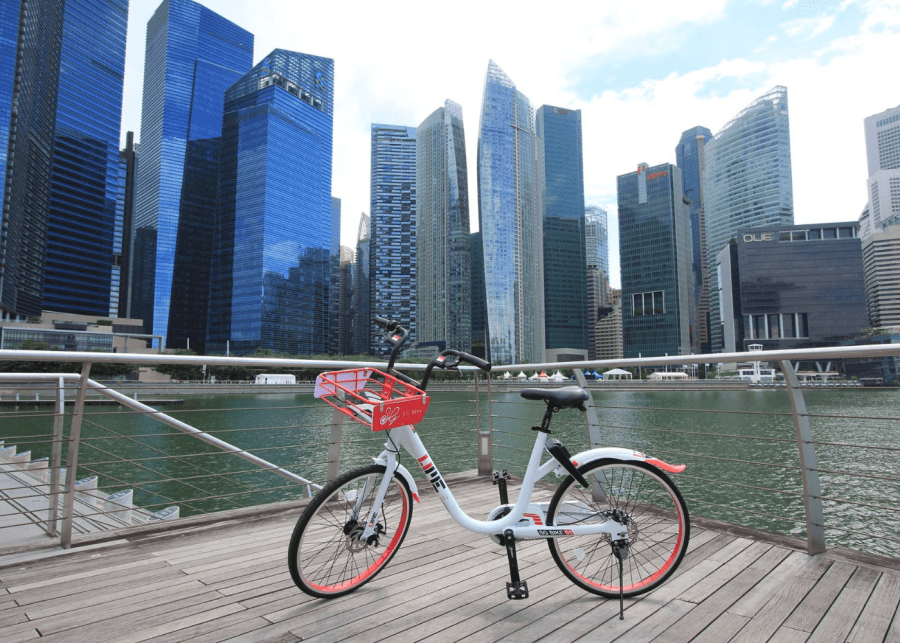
[150,349,203,380]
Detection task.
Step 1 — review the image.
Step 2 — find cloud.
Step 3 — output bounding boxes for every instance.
[782,14,836,38]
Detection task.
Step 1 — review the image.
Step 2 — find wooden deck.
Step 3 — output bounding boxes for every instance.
[1,473,900,642]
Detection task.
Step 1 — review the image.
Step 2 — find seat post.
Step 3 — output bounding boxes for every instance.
[533,404,556,434]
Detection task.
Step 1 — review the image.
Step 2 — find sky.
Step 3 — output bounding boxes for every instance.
[120,0,900,288]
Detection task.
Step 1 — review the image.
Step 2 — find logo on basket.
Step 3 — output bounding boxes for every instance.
[379,406,401,426]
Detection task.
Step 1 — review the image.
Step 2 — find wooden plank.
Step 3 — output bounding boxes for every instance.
[769,626,810,642]
[728,550,810,618]
[805,567,880,643]
[4,556,164,592]
[11,562,181,605]
[782,561,856,633]
[677,540,774,604]
[847,571,900,642]
[730,556,832,643]
[0,627,40,643]
[649,544,795,643]
[689,610,750,643]
[106,603,246,643]
[596,599,695,643]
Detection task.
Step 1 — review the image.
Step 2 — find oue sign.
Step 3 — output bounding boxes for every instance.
[743,233,773,242]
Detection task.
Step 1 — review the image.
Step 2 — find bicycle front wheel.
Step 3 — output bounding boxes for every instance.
[546,459,689,598]
[288,464,413,598]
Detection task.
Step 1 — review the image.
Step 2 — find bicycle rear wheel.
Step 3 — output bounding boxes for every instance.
[288,464,413,598]
[546,459,689,598]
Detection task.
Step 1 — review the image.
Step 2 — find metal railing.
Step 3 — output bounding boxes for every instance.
[1,343,899,558]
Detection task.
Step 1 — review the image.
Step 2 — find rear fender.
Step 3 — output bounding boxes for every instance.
[568,447,686,474]
[373,458,421,502]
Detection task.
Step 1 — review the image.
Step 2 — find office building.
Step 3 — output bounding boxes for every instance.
[207,49,335,355]
[131,0,253,345]
[416,100,471,352]
[0,0,128,319]
[860,103,900,327]
[585,206,609,276]
[470,232,488,359]
[536,105,587,361]
[337,245,356,355]
[370,124,417,355]
[112,132,138,318]
[596,288,623,361]
[703,87,793,352]
[617,163,692,358]
[477,60,543,364]
[354,213,371,355]
[718,222,868,354]
[676,126,713,353]
[329,197,342,354]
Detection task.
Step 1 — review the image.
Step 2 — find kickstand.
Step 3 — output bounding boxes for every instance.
[612,540,628,620]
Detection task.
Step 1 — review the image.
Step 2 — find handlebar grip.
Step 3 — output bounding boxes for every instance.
[457,352,491,372]
[374,315,391,329]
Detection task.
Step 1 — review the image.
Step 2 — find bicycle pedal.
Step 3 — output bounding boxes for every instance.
[506,580,529,600]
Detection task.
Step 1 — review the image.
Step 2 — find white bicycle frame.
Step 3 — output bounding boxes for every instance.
[353,422,684,543]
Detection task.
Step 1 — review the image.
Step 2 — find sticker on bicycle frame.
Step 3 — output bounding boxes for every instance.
[372,396,430,431]
[538,529,574,537]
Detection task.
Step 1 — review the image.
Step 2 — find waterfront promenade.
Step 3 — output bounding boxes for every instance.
[2,472,899,643]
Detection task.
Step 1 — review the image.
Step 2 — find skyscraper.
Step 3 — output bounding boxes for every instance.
[861,103,900,327]
[536,105,587,361]
[0,0,128,319]
[416,100,471,353]
[618,163,692,358]
[207,49,335,355]
[585,206,609,276]
[477,60,543,365]
[585,205,611,361]
[370,124,417,355]
[676,125,713,353]
[354,213,370,355]
[131,0,253,345]
[329,197,341,354]
[113,132,138,318]
[703,87,793,352]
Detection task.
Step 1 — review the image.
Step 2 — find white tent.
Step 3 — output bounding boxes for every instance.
[550,371,566,382]
[603,368,633,380]
[516,371,528,380]
[528,372,541,381]
[503,371,512,380]
[648,371,689,381]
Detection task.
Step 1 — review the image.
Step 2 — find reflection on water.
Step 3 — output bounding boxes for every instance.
[3,387,899,557]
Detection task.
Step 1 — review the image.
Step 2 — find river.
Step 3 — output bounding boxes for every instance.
[3,386,899,557]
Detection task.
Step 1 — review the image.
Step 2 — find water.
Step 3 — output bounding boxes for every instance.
[3,386,899,558]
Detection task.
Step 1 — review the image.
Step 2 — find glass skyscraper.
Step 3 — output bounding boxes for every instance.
[585,206,609,276]
[207,49,335,356]
[354,212,370,355]
[416,100,471,353]
[536,105,587,360]
[112,132,137,318]
[477,60,543,365]
[0,0,128,319]
[131,0,253,346]
[703,87,793,352]
[370,124,417,355]
[676,125,713,353]
[618,163,692,358]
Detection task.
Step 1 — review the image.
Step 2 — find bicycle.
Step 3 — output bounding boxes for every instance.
[288,317,690,617]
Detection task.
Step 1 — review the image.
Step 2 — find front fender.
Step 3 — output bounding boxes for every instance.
[569,447,686,474]
[373,458,421,502]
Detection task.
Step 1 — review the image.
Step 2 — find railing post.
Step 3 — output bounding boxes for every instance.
[326,407,343,483]
[61,362,91,548]
[48,376,65,536]
[573,369,603,447]
[476,372,493,476]
[780,360,826,555]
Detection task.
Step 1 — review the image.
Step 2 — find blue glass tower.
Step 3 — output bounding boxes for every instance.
[416,100,471,353]
[676,125,712,353]
[131,0,253,344]
[370,124,417,355]
[207,49,334,356]
[618,163,692,358]
[0,0,127,319]
[477,61,543,365]
[703,87,793,352]
[536,105,587,360]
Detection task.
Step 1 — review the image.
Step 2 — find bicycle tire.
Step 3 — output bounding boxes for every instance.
[546,458,690,598]
[288,464,413,598]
